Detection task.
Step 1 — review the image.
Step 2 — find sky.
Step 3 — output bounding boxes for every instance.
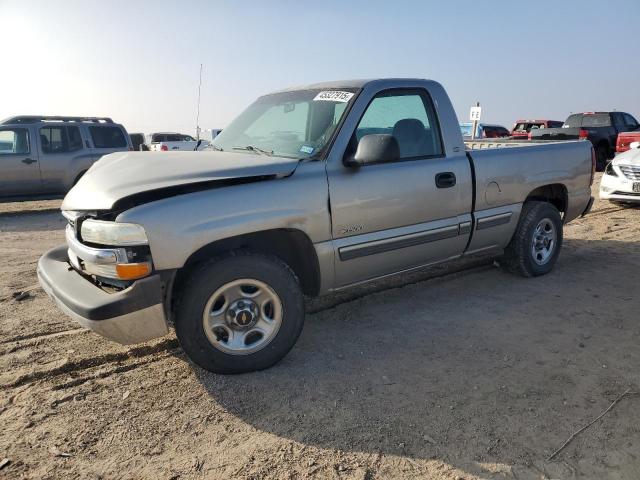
[1,0,640,135]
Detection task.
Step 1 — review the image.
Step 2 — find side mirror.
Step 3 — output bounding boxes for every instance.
[194,139,203,151]
[344,134,400,167]
[630,141,640,150]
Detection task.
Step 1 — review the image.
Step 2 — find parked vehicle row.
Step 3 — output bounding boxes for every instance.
[459,122,510,139]
[0,116,220,197]
[37,78,595,374]
[511,119,563,138]
[530,111,640,170]
[460,112,640,173]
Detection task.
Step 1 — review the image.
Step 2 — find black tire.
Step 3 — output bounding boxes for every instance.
[499,201,563,277]
[174,251,305,374]
[595,144,609,171]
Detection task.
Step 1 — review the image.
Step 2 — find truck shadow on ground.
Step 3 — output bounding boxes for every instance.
[194,238,640,477]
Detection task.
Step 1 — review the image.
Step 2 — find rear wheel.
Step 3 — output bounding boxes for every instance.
[175,252,305,374]
[499,201,563,277]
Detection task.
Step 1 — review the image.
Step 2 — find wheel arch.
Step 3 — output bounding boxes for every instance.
[170,228,321,302]
[524,184,568,215]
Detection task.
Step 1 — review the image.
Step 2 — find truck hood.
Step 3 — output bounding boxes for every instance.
[613,148,640,166]
[62,151,300,211]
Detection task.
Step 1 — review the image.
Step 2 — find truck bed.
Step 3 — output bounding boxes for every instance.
[466,139,593,224]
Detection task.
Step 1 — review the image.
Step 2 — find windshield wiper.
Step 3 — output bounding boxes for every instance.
[232,145,274,156]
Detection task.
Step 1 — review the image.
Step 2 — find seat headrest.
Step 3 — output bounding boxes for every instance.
[392,118,425,141]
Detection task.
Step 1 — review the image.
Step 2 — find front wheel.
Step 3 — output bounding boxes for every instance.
[175,252,305,374]
[499,201,563,277]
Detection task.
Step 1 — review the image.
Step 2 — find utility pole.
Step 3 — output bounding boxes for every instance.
[196,63,203,141]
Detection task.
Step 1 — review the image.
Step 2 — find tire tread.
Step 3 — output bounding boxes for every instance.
[500,201,562,277]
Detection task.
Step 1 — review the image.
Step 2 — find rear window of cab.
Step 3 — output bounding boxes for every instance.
[564,114,611,128]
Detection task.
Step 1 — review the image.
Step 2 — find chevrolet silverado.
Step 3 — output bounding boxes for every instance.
[38,79,595,373]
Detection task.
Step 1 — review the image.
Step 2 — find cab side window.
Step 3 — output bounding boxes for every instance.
[355,89,443,159]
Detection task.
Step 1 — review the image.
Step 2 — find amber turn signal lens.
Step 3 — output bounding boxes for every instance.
[115,262,151,280]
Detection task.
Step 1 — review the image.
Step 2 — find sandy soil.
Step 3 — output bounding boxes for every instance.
[1,174,639,479]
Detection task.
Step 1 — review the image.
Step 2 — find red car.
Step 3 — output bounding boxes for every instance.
[511,119,563,139]
[616,130,640,153]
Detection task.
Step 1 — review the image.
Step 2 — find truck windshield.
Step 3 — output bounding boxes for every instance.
[212,88,358,159]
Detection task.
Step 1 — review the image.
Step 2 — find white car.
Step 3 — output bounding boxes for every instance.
[600,144,640,203]
[148,132,209,152]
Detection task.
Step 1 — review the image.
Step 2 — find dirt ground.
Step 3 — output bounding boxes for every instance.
[1,175,639,479]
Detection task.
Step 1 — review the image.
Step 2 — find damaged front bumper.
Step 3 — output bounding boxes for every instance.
[37,246,169,345]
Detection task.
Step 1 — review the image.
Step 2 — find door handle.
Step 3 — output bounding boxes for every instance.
[435,172,456,188]
[21,158,37,165]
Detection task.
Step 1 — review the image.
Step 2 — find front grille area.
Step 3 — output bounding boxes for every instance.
[619,164,640,180]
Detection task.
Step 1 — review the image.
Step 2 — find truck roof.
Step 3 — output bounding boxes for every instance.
[271,78,437,94]
[571,112,629,116]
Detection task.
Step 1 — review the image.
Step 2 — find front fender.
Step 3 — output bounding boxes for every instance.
[116,161,331,270]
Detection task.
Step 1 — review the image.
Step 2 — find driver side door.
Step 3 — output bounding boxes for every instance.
[326,88,472,288]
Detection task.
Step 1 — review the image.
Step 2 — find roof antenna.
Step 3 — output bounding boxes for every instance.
[196,63,203,141]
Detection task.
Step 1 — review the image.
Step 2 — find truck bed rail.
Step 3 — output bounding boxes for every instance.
[465,139,583,150]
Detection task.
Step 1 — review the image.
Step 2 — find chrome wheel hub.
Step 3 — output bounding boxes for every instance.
[531,218,557,266]
[227,299,259,328]
[202,278,282,355]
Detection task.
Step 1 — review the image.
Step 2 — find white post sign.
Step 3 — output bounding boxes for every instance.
[469,106,482,122]
[470,104,482,140]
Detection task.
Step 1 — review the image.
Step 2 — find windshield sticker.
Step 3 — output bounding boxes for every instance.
[300,145,314,154]
[313,91,354,103]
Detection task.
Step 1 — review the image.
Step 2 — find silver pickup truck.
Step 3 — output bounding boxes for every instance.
[38,79,595,373]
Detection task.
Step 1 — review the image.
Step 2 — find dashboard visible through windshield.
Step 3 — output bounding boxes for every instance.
[211,88,359,159]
